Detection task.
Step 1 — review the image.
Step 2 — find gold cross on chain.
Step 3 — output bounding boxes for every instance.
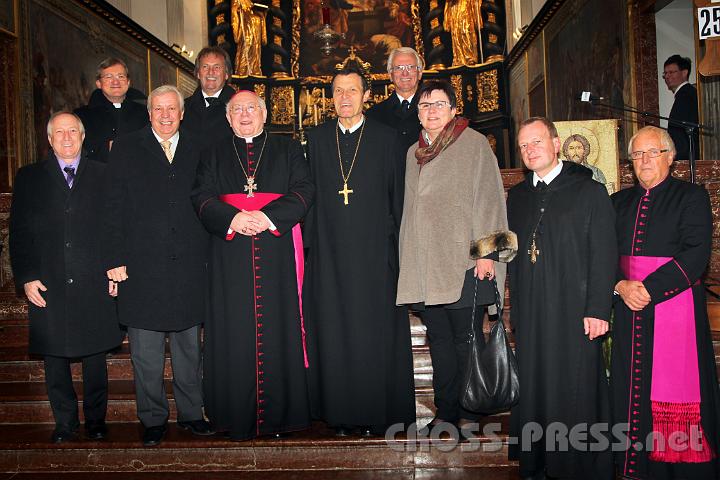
[338,182,353,205]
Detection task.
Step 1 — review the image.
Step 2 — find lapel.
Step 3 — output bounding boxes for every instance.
[43,152,72,193]
[140,127,172,169]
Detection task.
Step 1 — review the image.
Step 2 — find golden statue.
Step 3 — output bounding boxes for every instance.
[443,0,483,66]
[231,0,267,77]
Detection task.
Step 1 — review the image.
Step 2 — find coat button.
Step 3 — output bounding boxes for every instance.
[65,242,71,248]
[67,278,73,284]
[65,207,71,214]
[170,255,177,260]
[169,173,175,179]
[171,227,176,233]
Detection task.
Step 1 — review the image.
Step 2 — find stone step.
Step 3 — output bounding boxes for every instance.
[0,467,521,479]
[0,420,514,473]
[0,379,444,425]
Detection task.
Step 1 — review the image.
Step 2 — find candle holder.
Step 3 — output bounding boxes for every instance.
[313,3,343,56]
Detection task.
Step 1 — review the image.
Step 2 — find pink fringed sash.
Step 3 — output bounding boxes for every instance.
[620,255,714,463]
[220,193,309,368]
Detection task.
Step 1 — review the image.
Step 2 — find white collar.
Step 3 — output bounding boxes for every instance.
[395,92,415,104]
[112,102,122,109]
[533,159,563,186]
[237,130,265,143]
[673,81,690,96]
[202,90,222,99]
[337,116,365,134]
[151,130,180,154]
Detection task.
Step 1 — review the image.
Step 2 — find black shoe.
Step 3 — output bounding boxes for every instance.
[142,424,167,447]
[51,427,78,443]
[85,420,108,440]
[177,419,215,436]
[334,426,351,437]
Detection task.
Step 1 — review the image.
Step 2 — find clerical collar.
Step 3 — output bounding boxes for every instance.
[533,159,563,186]
[395,92,415,104]
[203,90,222,107]
[673,81,690,96]
[237,130,265,144]
[112,102,122,109]
[337,116,364,134]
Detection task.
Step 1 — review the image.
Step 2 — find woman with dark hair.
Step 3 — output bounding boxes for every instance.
[397,80,516,435]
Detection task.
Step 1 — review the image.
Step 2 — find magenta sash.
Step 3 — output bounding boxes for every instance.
[220,193,308,368]
[620,255,713,462]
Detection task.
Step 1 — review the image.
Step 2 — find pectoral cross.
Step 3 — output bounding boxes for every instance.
[244,176,257,198]
[338,182,353,205]
[528,236,540,264]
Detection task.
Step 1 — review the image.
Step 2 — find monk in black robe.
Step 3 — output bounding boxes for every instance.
[507,117,616,480]
[611,126,719,479]
[192,90,314,440]
[304,67,416,437]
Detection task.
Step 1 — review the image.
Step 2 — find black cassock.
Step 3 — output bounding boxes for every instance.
[506,162,616,479]
[304,118,416,430]
[611,176,720,480]
[192,132,314,440]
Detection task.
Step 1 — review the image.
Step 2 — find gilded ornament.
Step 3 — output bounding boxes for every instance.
[232,0,268,77]
[476,69,499,112]
[444,0,484,66]
[450,75,464,114]
[271,85,294,125]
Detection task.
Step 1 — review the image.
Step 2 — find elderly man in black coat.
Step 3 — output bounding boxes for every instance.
[10,112,123,443]
[365,46,423,155]
[74,57,149,163]
[104,85,212,447]
[182,46,235,147]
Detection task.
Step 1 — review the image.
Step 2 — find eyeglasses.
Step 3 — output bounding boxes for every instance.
[418,100,451,111]
[390,64,421,73]
[99,73,128,81]
[230,104,260,114]
[661,69,680,77]
[630,148,668,160]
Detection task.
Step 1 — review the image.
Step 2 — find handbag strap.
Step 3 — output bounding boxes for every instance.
[469,276,502,341]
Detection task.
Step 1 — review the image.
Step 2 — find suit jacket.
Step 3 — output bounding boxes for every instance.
[182,85,235,149]
[9,153,122,357]
[74,87,149,163]
[366,93,422,156]
[668,82,699,161]
[103,125,209,331]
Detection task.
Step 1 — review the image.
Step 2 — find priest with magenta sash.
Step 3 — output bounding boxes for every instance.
[192,90,314,441]
[611,126,719,479]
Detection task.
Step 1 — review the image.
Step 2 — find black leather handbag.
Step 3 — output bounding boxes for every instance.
[460,277,520,414]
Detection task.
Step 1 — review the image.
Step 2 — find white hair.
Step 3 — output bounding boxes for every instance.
[147,85,185,112]
[387,47,424,73]
[46,111,85,137]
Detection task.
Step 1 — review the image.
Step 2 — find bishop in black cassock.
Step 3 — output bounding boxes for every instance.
[192,91,314,440]
[507,118,616,480]
[611,126,719,480]
[304,69,416,436]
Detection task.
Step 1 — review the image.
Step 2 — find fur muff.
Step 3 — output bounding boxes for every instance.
[470,230,518,263]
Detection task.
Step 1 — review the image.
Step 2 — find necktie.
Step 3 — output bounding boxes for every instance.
[206,97,219,108]
[63,166,75,187]
[161,140,173,163]
[401,99,410,111]
[399,99,410,119]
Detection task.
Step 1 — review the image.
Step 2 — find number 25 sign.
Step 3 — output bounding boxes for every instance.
[698,6,720,39]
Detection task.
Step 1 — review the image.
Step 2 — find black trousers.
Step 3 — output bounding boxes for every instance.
[43,351,108,430]
[420,305,483,422]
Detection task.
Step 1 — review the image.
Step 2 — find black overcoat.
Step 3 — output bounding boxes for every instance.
[182,85,235,148]
[74,87,149,163]
[668,83,699,161]
[366,93,422,157]
[9,153,122,357]
[103,126,208,331]
[506,162,617,479]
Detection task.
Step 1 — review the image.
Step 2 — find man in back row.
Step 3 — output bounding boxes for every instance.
[182,46,235,147]
[75,57,148,163]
